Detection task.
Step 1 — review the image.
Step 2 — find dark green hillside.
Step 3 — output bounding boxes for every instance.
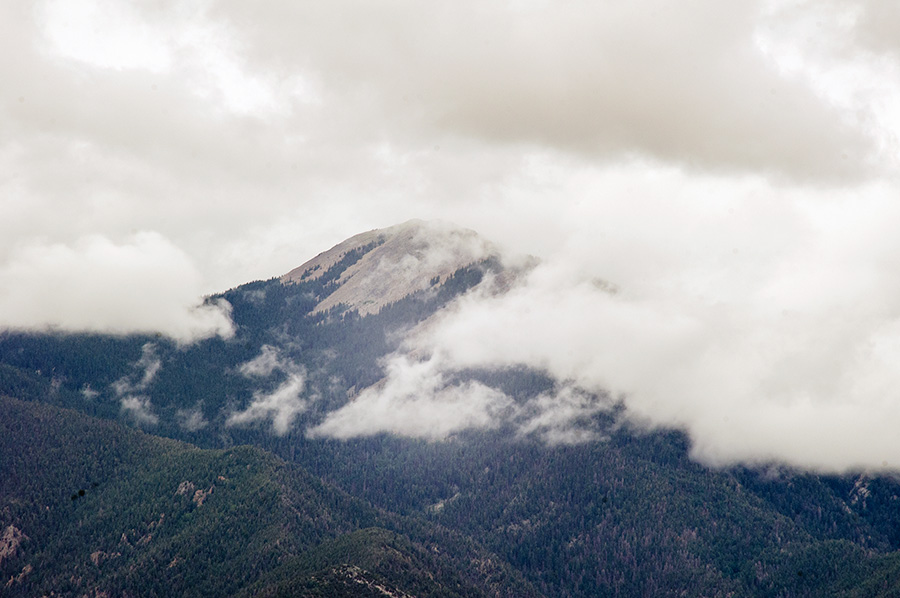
[242,526,529,598]
[282,428,900,598]
[0,396,538,598]
[0,395,372,597]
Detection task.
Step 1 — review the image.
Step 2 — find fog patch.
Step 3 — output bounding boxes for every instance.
[226,345,307,435]
[112,343,161,396]
[120,396,158,427]
[227,374,306,435]
[177,407,208,432]
[309,355,513,440]
[312,351,612,444]
[516,386,614,446]
[111,344,162,427]
[135,343,162,388]
[238,345,283,377]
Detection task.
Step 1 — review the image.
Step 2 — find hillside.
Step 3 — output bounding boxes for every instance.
[0,396,539,597]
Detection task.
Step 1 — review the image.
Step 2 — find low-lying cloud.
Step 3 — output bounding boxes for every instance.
[120,396,158,427]
[237,344,284,378]
[177,407,208,433]
[310,356,513,440]
[516,386,613,446]
[227,345,307,435]
[113,342,161,427]
[315,182,900,473]
[112,342,162,396]
[312,343,614,444]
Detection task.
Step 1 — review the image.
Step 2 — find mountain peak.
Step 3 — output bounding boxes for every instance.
[281,220,496,315]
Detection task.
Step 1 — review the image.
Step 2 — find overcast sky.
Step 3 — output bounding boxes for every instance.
[5,0,900,470]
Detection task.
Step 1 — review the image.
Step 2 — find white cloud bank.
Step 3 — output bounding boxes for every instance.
[0,232,233,342]
[324,183,900,472]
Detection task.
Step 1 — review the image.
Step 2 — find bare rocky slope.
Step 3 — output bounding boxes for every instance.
[281,219,497,315]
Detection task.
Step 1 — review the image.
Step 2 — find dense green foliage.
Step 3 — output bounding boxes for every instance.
[242,527,534,598]
[0,397,536,597]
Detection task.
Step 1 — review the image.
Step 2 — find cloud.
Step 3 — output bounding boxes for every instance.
[237,345,283,377]
[310,355,513,440]
[364,182,900,473]
[227,346,307,435]
[176,407,208,432]
[135,343,162,388]
[0,233,233,342]
[112,342,162,396]
[120,395,158,426]
[227,374,306,436]
[516,386,614,446]
[213,0,877,182]
[112,343,162,427]
[309,353,614,444]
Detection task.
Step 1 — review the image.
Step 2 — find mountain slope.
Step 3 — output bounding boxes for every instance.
[0,396,540,598]
[281,219,497,315]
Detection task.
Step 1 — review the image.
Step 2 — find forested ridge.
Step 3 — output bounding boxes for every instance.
[0,396,538,597]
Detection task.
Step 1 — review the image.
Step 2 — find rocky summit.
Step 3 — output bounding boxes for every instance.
[281,219,497,315]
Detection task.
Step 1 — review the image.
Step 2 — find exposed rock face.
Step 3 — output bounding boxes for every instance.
[281,219,497,316]
[0,525,27,565]
[90,551,120,567]
[192,486,213,506]
[175,480,196,496]
[174,480,212,506]
[4,563,32,590]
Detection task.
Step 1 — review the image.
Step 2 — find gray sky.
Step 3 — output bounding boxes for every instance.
[4,0,900,470]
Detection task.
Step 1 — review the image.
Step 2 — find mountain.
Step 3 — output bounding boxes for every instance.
[281,219,498,315]
[5,220,900,596]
